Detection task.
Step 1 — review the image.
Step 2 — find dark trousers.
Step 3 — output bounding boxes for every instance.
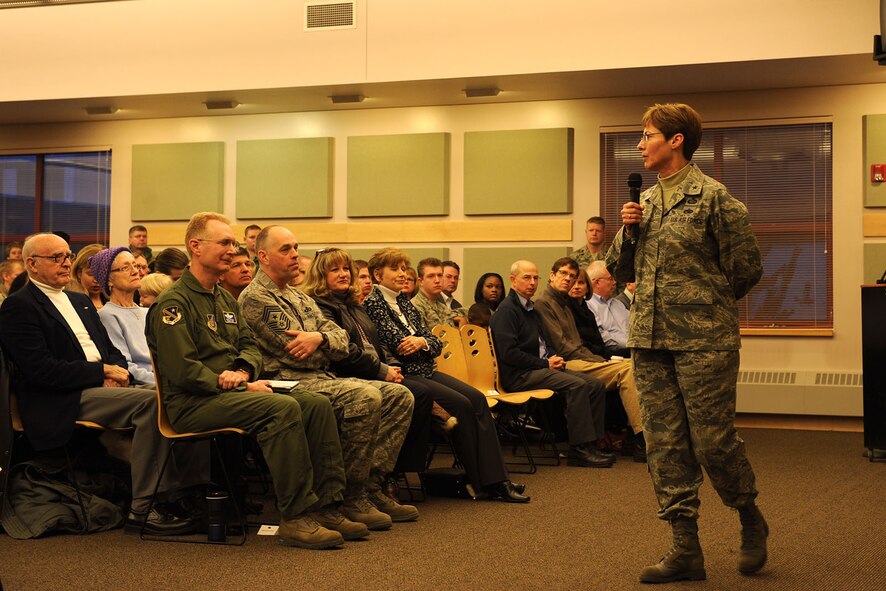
[508,368,606,446]
[405,372,508,489]
[397,376,434,472]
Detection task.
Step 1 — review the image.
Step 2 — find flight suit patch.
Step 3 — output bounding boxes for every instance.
[162,306,182,325]
[207,314,218,331]
[223,311,237,324]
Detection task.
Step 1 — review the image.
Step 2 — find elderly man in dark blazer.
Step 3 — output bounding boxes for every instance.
[0,232,200,535]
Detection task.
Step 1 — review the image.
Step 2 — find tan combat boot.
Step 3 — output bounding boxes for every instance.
[310,506,371,540]
[640,518,706,583]
[368,489,419,522]
[277,515,344,549]
[738,503,769,575]
[341,494,393,531]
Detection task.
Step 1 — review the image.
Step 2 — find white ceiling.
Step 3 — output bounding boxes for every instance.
[1,53,885,126]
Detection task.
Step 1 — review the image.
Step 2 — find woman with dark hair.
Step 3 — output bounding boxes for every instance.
[153,247,189,281]
[567,269,624,359]
[468,272,505,327]
[301,247,433,475]
[362,248,528,503]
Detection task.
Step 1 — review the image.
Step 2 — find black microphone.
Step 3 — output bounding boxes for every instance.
[627,173,643,243]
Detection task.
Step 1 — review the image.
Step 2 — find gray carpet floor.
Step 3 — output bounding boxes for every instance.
[1,428,883,591]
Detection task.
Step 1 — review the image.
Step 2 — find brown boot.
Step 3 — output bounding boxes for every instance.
[368,489,419,522]
[341,494,393,531]
[738,504,769,575]
[310,506,370,540]
[640,518,706,583]
[277,515,344,550]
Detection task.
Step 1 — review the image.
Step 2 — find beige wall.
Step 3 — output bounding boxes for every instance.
[0,0,877,102]
[1,81,883,382]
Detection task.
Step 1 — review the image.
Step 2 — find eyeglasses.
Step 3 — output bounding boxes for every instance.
[110,263,140,274]
[31,252,74,264]
[315,247,343,257]
[197,238,240,249]
[555,269,578,280]
[640,131,663,143]
[594,276,616,283]
[133,264,148,272]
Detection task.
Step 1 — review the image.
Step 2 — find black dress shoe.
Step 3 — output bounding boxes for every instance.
[125,507,198,536]
[512,482,527,495]
[567,445,614,468]
[486,481,530,503]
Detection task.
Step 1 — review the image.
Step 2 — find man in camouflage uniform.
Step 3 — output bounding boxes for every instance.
[411,257,466,329]
[147,212,347,550]
[571,216,608,270]
[608,103,768,583]
[239,226,417,529]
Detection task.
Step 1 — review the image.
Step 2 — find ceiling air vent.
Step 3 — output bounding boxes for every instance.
[305,1,356,31]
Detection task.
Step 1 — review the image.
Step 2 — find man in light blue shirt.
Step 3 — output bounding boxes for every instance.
[587,261,630,354]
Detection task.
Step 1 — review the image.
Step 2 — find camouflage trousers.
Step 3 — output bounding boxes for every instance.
[299,377,414,500]
[564,358,643,434]
[632,349,758,521]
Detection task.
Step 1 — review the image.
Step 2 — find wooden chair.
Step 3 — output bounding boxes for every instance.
[460,324,559,473]
[431,324,497,409]
[140,356,248,545]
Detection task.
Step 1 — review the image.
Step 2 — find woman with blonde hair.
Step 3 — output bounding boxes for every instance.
[70,243,106,309]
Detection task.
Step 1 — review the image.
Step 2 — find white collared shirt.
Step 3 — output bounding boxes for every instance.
[31,278,103,362]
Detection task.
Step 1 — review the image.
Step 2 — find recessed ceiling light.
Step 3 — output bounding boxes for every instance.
[204,100,239,110]
[464,87,501,98]
[84,106,118,116]
[330,94,364,104]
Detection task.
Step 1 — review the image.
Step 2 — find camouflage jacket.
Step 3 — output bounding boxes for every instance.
[570,245,606,270]
[607,162,762,351]
[238,269,349,380]
[411,290,460,329]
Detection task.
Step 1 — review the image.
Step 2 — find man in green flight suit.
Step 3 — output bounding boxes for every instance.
[146,211,353,549]
[608,104,768,583]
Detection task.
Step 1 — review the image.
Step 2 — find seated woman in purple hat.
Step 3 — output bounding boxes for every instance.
[90,247,155,385]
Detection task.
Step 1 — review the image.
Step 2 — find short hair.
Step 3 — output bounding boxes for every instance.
[154,247,189,275]
[586,216,606,227]
[510,260,534,277]
[641,103,703,160]
[301,247,360,304]
[354,259,369,271]
[587,260,610,281]
[232,247,250,259]
[550,257,579,273]
[254,224,282,256]
[368,248,410,283]
[416,257,443,278]
[5,241,22,256]
[244,224,261,235]
[139,272,173,299]
[473,272,505,305]
[441,260,460,273]
[128,225,147,236]
[184,212,230,254]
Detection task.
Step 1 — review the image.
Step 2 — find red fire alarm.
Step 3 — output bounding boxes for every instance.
[873,164,885,182]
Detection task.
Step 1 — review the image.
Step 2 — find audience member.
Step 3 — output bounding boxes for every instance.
[90,247,154,385]
[354,259,373,303]
[363,248,528,502]
[567,269,622,359]
[535,257,645,461]
[127,225,153,262]
[615,282,635,310]
[239,228,417,529]
[8,270,29,295]
[571,216,607,269]
[468,272,505,326]
[133,254,150,279]
[146,212,349,550]
[289,255,312,287]
[402,266,418,298]
[243,224,261,260]
[490,260,613,468]
[302,247,433,475]
[1,233,201,535]
[138,272,173,308]
[153,247,188,280]
[440,260,467,315]
[5,241,23,261]
[70,243,106,309]
[218,246,255,300]
[587,261,630,353]
[0,259,25,304]
[410,257,466,328]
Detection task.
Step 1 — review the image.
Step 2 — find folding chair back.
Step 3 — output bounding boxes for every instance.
[431,324,470,384]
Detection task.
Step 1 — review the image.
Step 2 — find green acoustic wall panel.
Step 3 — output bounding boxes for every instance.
[131,142,224,221]
[464,128,573,215]
[462,246,572,305]
[864,115,886,207]
[236,138,333,219]
[863,243,886,284]
[340,247,449,267]
[347,133,450,217]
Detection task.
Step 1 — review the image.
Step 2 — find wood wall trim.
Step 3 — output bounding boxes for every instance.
[863,212,886,237]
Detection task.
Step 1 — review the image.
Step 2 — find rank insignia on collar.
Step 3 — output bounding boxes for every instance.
[207,314,218,331]
[223,311,237,324]
[161,306,182,325]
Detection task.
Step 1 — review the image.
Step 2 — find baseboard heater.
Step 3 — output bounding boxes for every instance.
[736,370,863,416]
